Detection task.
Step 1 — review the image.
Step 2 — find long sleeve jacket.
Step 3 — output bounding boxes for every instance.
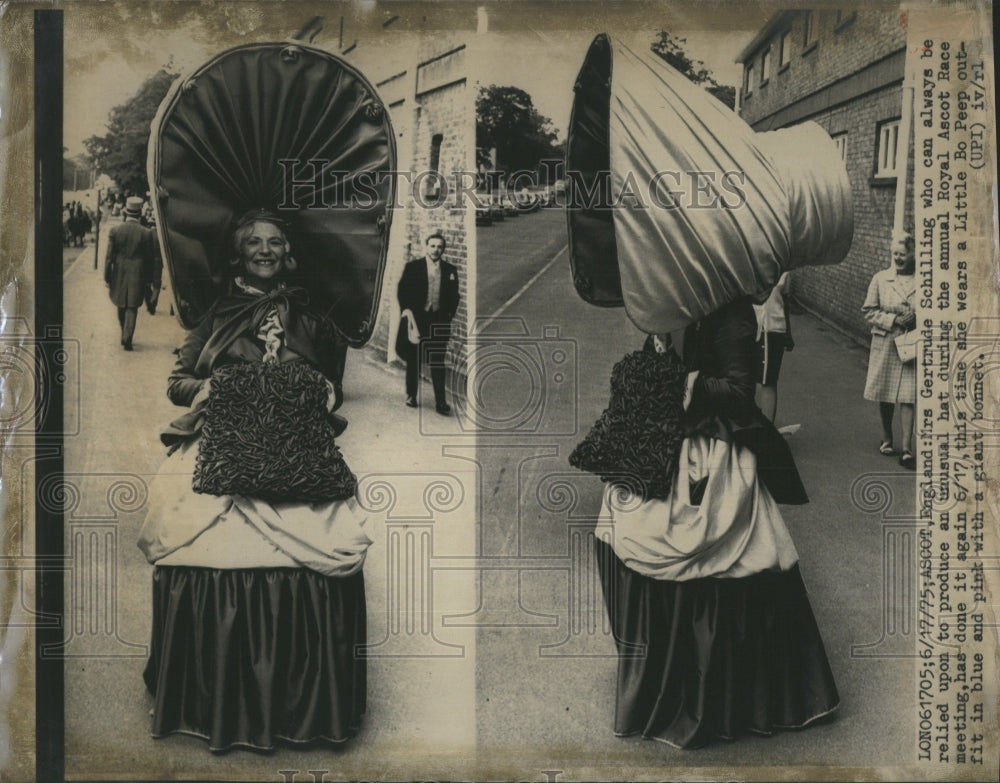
[862,268,915,338]
[681,297,807,505]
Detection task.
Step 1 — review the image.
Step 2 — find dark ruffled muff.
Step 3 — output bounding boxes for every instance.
[194,361,357,502]
[570,345,687,500]
[143,566,367,752]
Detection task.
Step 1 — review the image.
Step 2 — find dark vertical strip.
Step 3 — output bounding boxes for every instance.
[34,9,65,783]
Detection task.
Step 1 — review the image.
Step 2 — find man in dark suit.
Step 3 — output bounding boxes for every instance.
[396,232,460,414]
[104,196,160,350]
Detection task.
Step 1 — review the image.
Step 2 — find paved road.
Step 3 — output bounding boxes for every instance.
[478,206,568,318]
[473,220,918,775]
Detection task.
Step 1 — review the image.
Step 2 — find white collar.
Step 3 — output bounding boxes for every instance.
[235,276,285,296]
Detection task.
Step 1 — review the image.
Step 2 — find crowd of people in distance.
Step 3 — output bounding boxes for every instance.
[63,201,93,247]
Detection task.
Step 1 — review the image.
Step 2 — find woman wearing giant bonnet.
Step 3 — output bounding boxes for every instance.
[565,35,850,749]
[591,297,839,748]
[138,210,371,752]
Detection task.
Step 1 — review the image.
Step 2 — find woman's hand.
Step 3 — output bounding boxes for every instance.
[896,310,917,330]
[324,379,339,412]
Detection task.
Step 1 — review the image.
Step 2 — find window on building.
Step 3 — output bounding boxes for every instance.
[875,120,901,177]
[426,133,444,201]
[429,133,443,175]
[803,11,818,48]
[832,133,848,161]
[761,48,772,83]
[744,64,754,95]
[779,30,792,67]
[834,9,857,31]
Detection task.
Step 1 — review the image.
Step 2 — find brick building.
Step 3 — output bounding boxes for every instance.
[737,8,912,341]
[346,25,474,395]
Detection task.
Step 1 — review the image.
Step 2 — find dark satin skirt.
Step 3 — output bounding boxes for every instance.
[594,539,839,748]
[143,566,366,752]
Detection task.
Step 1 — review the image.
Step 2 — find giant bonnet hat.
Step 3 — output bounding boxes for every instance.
[566,34,854,333]
[148,39,396,345]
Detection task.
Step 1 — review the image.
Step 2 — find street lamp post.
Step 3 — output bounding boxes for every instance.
[94,188,101,270]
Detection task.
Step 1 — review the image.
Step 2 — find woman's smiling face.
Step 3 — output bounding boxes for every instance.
[241,221,289,288]
[892,238,915,275]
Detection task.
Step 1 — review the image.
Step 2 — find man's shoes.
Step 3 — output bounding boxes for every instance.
[332,384,344,412]
[123,341,133,351]
[435,402,452,416]
[405,396,418,408]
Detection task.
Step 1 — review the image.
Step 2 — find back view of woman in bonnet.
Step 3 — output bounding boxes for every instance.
[565,35,853,749]
[588,298,839,748]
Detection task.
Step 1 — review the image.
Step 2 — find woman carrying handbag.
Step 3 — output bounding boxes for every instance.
[862,234,918,469]
[587,297,839,748]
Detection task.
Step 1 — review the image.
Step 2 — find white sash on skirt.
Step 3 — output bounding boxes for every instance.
[601,435,799,580]
[137,439,372,576]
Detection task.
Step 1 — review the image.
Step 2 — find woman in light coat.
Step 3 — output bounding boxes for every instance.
[862,234,917,469]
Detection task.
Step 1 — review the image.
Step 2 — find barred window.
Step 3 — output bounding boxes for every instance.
[875,120,900,177]
[832,133,848,161]
[779,30,792,66]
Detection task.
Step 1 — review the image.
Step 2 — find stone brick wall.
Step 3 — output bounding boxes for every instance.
[739,8,913,342]
[354,38,473,400]
[794,86,915,339]
[740,9,906,124]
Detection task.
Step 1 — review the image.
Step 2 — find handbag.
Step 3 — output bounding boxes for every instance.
[145,282,160,314]
[569,344,687,500]
[894,330,918,363]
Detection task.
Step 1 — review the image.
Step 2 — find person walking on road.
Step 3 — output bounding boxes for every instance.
[397,232,460,414]
[862,234,917,469]
[753,271,793,423]
[104,196,160,350]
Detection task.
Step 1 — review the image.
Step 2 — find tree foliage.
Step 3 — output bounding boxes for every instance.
[83,67,179,194]
[651,31,736,109]
[476,85,562,175]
